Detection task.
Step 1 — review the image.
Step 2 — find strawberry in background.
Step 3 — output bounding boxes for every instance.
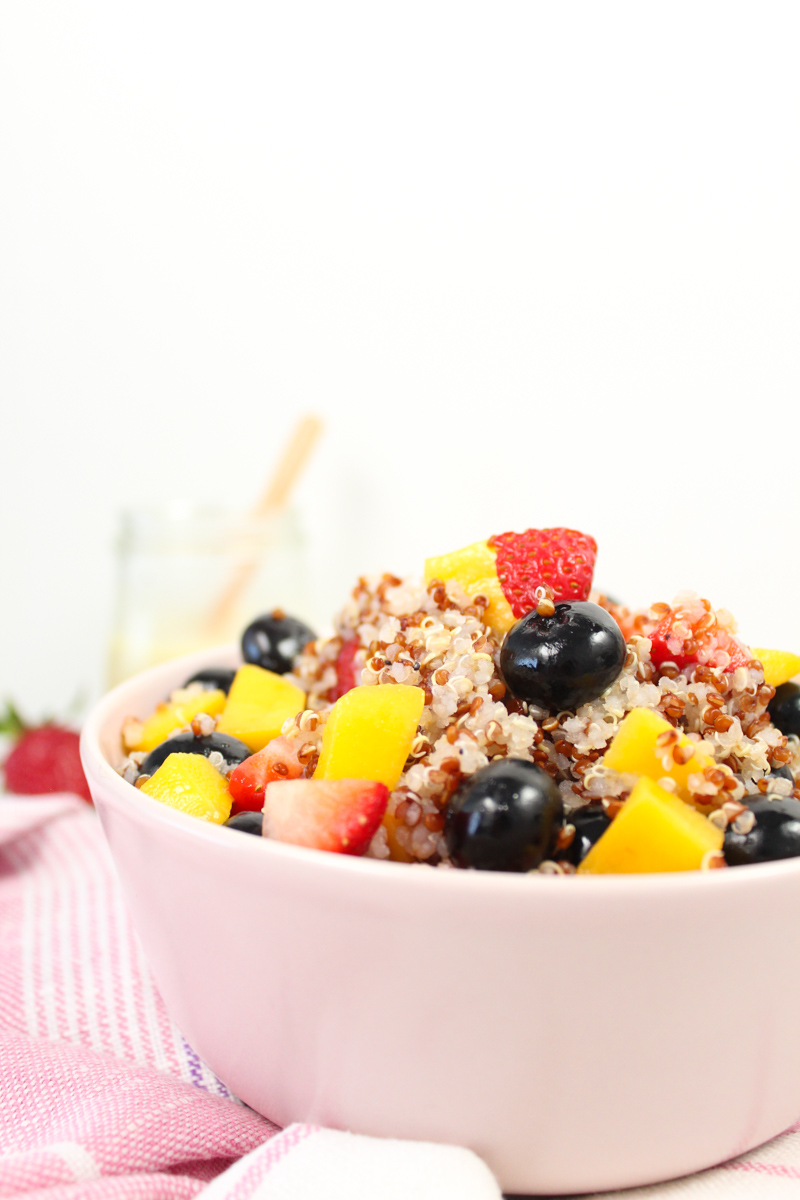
[1,703,92,802]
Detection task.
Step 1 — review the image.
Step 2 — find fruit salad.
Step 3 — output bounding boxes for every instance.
[116,530,800,875]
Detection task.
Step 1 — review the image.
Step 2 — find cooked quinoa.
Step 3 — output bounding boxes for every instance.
[269,574,798,868]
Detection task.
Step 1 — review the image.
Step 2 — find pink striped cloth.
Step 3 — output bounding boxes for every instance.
[3,794,800,1198]
[0,796,499,1200]
[0,794,277,1198]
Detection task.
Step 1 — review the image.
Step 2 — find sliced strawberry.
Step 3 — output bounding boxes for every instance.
[489,527,597,618]
[262,778,389,855]
[647,596,752,673]
[333,637,360,700]
[3,726,92,802]
[228,735,303,814]
[594,595,659,644]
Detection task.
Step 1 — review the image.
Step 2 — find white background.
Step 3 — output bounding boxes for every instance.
[1,2,799,718]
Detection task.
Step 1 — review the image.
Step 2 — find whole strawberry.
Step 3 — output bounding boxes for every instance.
[1,704,92,803]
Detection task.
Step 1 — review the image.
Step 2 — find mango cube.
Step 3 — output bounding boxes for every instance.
[602,707,714,804]
[751,648,800,689]
[424,540,516,636]
[315,684,425,790]
[131,688,227,753]
[216,664,305,752]
[577,776,723,874]
[140,752,232,824]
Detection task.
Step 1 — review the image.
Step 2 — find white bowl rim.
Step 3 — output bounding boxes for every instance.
[81,643,800,900]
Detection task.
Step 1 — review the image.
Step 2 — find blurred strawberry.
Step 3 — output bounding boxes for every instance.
[1,704,92,802]
[333,637,360,700]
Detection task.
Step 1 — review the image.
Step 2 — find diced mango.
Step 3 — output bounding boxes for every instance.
[577,776,723,874]
[602,707,714,804]
[140,752,232,824]
[315,684,425,790]
[216,664,306,752]
[131,688,227,753]
[424,540,516,636]
[751,648,800,689]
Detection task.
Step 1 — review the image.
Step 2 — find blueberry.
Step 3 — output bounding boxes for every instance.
[768,683,800,738]
[224,811,264,835]
[241,611,316,675]
[444,758,563,871]
[140,731,252,777]
[724,795,800,865]
[500,601,626,712]
[556,805,611,867]
[183,667,236,694]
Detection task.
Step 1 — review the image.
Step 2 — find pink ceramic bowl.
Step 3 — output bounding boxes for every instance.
[81,646,800,1195]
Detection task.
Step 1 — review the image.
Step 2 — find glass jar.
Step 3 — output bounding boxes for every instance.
[107,503,310,685]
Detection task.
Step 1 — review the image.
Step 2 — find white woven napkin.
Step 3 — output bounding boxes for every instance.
[202,1125,500,1199]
